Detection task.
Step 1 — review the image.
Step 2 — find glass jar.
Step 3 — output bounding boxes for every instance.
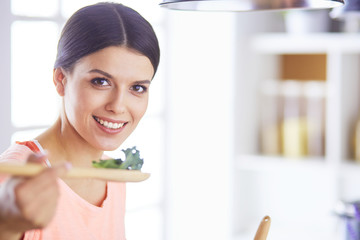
[280,80,307,158]
[259,79,281,155]
[303,81,326,157]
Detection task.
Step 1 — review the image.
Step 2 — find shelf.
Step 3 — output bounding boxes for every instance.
[234,31,360,240]
[251,33,360,54]
[236,154,330,173]
[236,155,360,176]
[339,160,360,179]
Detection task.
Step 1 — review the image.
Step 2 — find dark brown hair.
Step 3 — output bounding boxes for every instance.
[54,2,160,77]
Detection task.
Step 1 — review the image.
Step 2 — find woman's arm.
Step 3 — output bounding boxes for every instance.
[0,219,24,240]
[0,154,70,240]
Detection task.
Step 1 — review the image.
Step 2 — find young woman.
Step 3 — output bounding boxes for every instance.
[0,2,160,240]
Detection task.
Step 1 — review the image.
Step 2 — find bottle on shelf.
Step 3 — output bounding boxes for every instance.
[259,79,281,155]
[259,79,327,159]
[354,116,360,163]
[280,80,307,158]
[303,81,326,157]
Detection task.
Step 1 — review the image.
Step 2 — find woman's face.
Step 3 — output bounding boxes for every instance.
[55,46,154,151]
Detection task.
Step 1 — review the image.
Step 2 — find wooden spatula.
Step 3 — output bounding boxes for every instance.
[0,163,150,182]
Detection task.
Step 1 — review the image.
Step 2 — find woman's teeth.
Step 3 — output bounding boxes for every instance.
[94,117,124,129]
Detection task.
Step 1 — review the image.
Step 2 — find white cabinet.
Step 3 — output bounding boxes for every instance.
[234,33,360,240]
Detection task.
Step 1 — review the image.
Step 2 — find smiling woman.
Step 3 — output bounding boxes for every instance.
[53,46,154,152]
[0,2,160,240]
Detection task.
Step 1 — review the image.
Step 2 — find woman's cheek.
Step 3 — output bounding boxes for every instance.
[137,102,149,121]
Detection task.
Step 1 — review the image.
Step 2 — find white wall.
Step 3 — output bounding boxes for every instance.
[165,10,236,240]
[0,0,13,153]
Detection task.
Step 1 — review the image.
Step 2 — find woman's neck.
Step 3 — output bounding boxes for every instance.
[36,117,103,167]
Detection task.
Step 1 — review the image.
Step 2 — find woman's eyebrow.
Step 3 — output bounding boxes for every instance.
[134,80,151,85]
[88,69,113,79]
[89,69,151,84]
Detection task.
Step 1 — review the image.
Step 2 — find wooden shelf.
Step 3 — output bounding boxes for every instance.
[280,54,327,81]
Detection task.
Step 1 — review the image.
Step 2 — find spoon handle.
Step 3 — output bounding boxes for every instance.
[254,216,271,240]
[0,163,150,182]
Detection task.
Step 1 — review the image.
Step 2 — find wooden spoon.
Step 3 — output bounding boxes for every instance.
[254,216,271,240]
[0,163,150,182]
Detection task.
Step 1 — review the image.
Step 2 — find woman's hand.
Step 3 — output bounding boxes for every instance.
[0,153,70,240]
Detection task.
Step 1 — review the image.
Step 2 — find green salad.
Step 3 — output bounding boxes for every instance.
[92,146,144,170]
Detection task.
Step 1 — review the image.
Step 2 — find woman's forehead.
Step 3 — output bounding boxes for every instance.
[72,46,154,79]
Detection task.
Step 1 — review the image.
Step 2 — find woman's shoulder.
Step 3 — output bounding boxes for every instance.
[0,141,35,164]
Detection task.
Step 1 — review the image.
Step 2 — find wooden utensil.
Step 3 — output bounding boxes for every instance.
[0,163,150,182]
[254,216,271,240]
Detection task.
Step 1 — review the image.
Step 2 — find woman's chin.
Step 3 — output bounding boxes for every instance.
[96,142,124,152]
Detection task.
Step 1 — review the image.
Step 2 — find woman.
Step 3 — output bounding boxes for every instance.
[0,2,160,240]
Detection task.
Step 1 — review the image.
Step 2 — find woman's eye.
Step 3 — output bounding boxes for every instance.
[131,85,147,93]
[91,78,110,87]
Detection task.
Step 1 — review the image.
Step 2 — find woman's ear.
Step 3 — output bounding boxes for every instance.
[53,68,67,96]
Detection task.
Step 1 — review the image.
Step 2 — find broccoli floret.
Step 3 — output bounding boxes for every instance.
[92,158,123,169]
[119,146,144,170]
[92,146,143,170]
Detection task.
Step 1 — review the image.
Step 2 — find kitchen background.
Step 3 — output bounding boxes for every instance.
[0,0,359,239]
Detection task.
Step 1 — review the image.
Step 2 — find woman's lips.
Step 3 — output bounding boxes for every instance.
[93,116,127,131]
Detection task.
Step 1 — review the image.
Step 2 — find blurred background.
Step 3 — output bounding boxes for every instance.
[2,0,360,239]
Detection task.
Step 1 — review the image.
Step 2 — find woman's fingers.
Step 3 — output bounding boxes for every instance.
[0,154,72,235]
[27,152,47,164]
[52,162,72,178]
[14,162,71,229]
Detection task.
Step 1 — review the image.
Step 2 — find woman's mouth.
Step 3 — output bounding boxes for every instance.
[93,116,126,130]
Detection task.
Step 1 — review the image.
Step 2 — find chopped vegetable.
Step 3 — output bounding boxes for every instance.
[92,146,144,170]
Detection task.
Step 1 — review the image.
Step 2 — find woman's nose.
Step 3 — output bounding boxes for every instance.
[105,90,127,114]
